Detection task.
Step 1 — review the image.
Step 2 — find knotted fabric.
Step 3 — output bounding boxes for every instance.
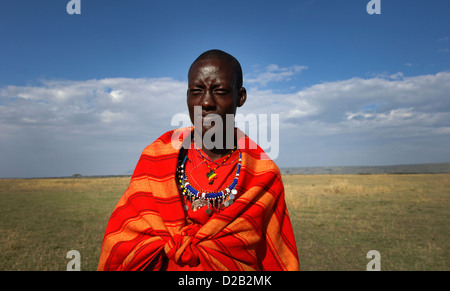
[164,224,201,267]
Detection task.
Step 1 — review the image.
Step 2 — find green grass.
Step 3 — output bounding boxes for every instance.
[0,174,449,271]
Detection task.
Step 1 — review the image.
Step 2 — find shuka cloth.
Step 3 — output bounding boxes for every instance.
[97,127,300,271]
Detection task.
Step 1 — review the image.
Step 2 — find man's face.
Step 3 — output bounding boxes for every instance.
[187,58,245,137]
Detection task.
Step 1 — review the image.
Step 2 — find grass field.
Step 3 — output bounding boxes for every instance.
[1,174,449,271]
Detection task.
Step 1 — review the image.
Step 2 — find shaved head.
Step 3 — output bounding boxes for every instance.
[189,49,243,89]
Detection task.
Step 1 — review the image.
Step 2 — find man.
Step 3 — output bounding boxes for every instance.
[98,50,300,271]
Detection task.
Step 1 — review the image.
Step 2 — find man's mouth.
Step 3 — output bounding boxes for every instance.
[198,112,221,121]
[202,115,216,122]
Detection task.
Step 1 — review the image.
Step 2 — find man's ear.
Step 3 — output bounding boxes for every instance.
[238,87,247,107]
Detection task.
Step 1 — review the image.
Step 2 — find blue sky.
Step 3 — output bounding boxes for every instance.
[1,0,450,177]
[2,1,449,86]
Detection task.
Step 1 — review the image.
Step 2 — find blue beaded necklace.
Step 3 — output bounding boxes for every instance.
[177,150,241,214]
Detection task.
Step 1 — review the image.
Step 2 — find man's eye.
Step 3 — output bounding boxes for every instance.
[189,89,203,95]
[213,89,228,95]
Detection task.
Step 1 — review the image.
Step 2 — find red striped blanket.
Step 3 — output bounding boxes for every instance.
[97,127,300,271]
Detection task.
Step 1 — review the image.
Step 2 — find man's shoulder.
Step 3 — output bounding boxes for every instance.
[239,137,281,176]
[243,148,281,174]
[141,127,191,156]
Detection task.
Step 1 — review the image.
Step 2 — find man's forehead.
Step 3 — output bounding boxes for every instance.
[189,59,235,80]
[191,58,232,71]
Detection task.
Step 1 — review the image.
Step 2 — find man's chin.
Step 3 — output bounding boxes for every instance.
[192,126,210,136]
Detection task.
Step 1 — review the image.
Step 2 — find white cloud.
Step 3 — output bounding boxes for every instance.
[0,77,187,128]
[245,64,308,86]
[0,77,187,177]
[100,110,124,123]
[1,71,449,177]
[109,90,124,103]
[236,71,450,168]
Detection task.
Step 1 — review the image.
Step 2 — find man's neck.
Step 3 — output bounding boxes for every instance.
[193,130,236,161]
[201,146,234,161]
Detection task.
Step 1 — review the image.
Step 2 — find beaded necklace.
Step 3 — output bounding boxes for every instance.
[177,149,241,214]
[196,146,238,185]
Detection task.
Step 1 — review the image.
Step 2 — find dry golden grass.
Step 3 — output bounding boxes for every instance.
[283,174,450,270]
[0,177,130,271]
[1,174,449,270]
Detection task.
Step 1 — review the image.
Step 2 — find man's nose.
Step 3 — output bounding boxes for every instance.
[201,90,215,108]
